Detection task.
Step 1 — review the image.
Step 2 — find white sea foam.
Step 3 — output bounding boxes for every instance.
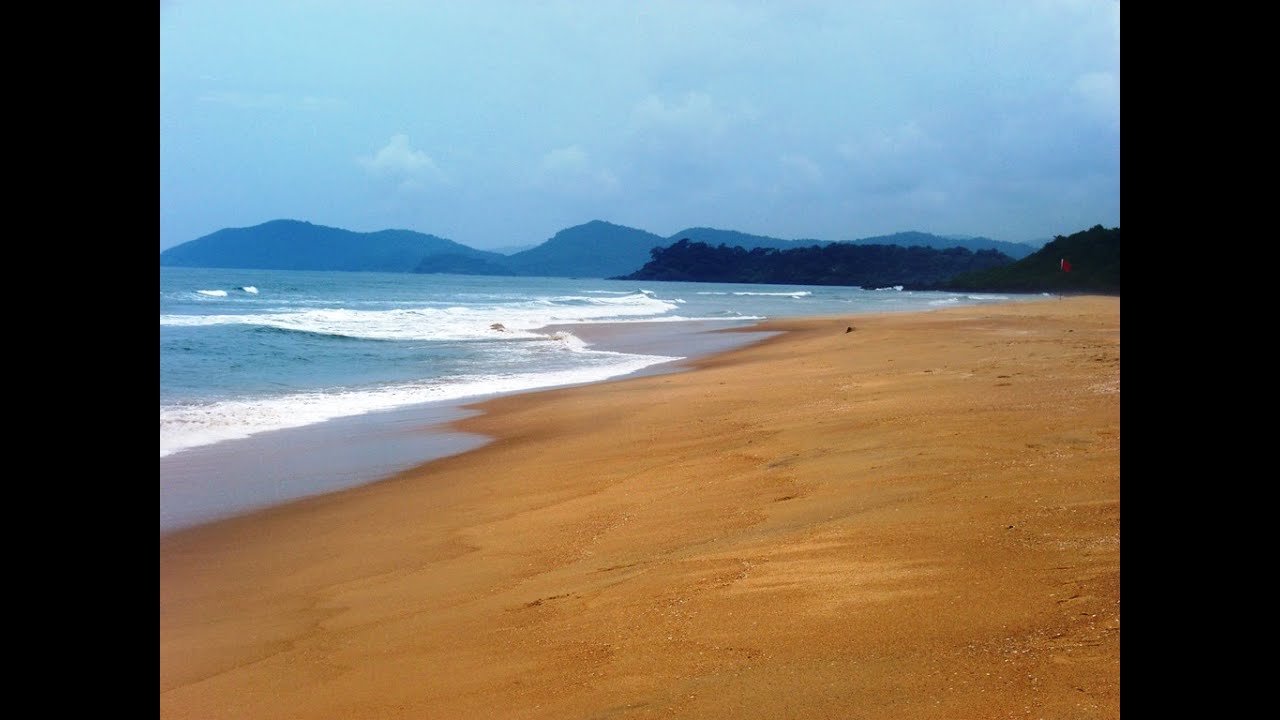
[159,292,681,341]
[548,331,590,351]
[241,286,259,294]
[197,289,228,297]
[964,294,1010,301]
[559,314,764,324]
[160,348,681,457]
[874,285,904,292]
[731,291,812,298]
[928,297,961,305]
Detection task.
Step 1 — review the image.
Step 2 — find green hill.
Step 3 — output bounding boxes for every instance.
[159,219,506,273]
[943,225,1119,293]
[851,231,1039,260]
[666,227,825,252]
[666,227,1039,259]
[618,239,1012,288]
[501,220,670,278]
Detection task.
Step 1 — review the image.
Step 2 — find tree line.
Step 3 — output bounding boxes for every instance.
[617,239,1013,289]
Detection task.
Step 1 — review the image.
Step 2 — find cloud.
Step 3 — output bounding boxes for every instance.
[298,96,346,111]
[838,121,932,160]
[778,153,824,187]
[622,91,752,191]
[199,91,346,111]
[198,91,289,108]
[535,145,619,195]
[631,91,728,136]
[162,2,1120,250]
[358,134,447,191]
[836,121,939,194]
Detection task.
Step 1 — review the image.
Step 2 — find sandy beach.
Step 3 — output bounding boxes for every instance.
[160,296,1120,718]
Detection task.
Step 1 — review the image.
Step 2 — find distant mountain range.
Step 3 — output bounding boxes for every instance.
[159,218,1042,279]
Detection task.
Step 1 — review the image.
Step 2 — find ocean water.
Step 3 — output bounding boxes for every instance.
[160,267,1035,532]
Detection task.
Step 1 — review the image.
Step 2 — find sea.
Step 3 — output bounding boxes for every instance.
[160,266,1039,533]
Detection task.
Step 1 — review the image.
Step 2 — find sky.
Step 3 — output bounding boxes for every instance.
[159,0,1119,252]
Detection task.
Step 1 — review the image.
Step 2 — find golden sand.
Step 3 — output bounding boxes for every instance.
[160,296,1120,719]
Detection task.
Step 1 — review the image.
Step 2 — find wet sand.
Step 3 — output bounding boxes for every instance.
[160,296,1120,719]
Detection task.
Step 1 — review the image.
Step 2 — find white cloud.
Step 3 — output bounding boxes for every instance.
[536,145,619,194]
[199,91,346,111]
[299,95,346,111]
[358,134,447,190]
[162,2,1121,249]
[631,91,727,135]
[623,92,749,189]
[198,91,288,108]
[541,145,590,173]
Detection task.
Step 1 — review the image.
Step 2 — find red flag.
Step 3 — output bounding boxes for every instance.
[1060,258,1072,272]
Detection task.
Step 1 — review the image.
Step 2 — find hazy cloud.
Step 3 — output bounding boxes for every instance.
[198,91,290,108]
[631,92,729,136]
[837,122,940,195]
[358,134,447,191]
[161,1,1119,250]
[537,145,620,195]
[199,91,346,111]
[778,153,824,188]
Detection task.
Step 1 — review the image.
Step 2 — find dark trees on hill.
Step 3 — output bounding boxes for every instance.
[943,225,1119,294]
[619,239,1012,289]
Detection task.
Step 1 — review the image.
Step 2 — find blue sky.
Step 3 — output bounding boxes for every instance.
[159,0,1119,251]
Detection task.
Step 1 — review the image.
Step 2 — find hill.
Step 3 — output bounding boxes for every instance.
[850,231,1039,260]
[665,227,827,252]
[943,225,1119,293]
[617,239,1012,288]
[160,218,1053,279]
[500,220,670,278]
[666,228,1038,260]
[158,219,505,273]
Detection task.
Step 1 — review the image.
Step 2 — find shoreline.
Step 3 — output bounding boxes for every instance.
[161,296,1119,718]
[160,318,776,534]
